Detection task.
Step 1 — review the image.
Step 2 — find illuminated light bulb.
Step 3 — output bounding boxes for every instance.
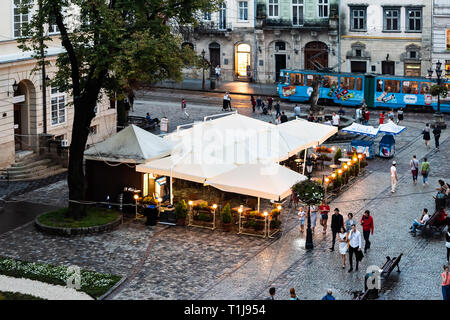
[338,169,343,174]
[358,154,362,159]
[134,195,139,200]
[212,204,217,209]
[188,200,193,206]
[277,205,282,210]
[344,165,348,169]
[325,177,330,183]
[263,211,268,216]
[347,161,352,166]
[332,173,336,178]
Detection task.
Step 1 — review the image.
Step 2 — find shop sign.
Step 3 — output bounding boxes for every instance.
[13,95,25,103]
[156,177,166,186]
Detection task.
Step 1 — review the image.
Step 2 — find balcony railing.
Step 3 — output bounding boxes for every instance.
[195,21,233,33]
[260,18,329,29]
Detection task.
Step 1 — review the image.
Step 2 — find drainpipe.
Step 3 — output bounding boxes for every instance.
[337,0,341,73]
[254,0,258,83]
[38,0,47,134]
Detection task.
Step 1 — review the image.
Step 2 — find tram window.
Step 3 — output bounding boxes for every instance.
[306,74,320,87]
[420,82,432,94]
[402,81,419,94]
[376,79,383,92]
[329,76,338,89]
[295,74,304,86]
[384,80,401,93]
[341,77,355,90]
[322,76,330,88]
[356,78,363,91]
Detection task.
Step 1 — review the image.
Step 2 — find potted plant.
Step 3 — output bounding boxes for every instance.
[333,147,342,164]
[175,200,188,226]
[221,203,232,232]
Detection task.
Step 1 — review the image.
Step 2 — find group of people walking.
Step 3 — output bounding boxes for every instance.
[250,95,282,118]
[422,123,441,151]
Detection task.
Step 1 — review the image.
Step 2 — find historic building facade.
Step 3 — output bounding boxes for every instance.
[339,0,432,77]
[432,0,450,78]
[0,1,116,168]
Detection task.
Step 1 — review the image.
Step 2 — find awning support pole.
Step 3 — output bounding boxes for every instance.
[257,197,260,213]
[302,148,308,175]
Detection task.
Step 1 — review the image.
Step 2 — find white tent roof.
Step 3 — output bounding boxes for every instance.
[341,123,379,137]
[84,125,173,164]
[277,118,338,149]
[204,163,307,201]
[378,120,406,135]
[136,153,238,183]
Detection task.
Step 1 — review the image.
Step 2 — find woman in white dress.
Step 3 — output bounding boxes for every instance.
[338,227,348,269]
[310,205,318,233]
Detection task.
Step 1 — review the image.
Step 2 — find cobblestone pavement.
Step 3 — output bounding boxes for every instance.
[11,179,68,208]
[1,89,449,300]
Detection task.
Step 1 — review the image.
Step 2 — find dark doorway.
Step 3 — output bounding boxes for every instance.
[382,61,395,75]
[304,41,328,70]
[13,104,21,150]
[275,54,286,82]
[351,61,367,73]
[209,42,221,77]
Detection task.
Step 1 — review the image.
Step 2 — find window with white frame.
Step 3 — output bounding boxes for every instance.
[350,6,366,31]
[318,0,329,18]
[239,1,248,21]
[48,16,60,34]
[406,7,421,32]
[51,87,66,125]
[203,11,211,20]
[292,0,304,26]
[383,7,400,31]
[268,0,279,18]
[13,0,31,38]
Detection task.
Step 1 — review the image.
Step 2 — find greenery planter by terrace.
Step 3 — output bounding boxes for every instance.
[222,222,232,232]
[35,207,122,237]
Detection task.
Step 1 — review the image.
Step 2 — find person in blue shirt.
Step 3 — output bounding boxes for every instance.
[322,289,336,300]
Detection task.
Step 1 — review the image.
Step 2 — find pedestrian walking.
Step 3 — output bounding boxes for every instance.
[445,230,450,263]
[222,93,228,111]
[421,157,430,185]
[348,224,363,272]
[289,288,300,300]
[321,289,336,300]
[355,107,362,124]
[345,212,355,233]
[215,65,221,82]
[226,92,232,111]
[379,111,385,125]
[410,155,420,185]
[298,206,306,233]
[338,227,348,269]
[275,100,281,118]
[332,112,340,126]
[256,96,262,110]
[319,200,330,234]
[397,108,404,125]
[390,161,398,193]
[422,124,431,149]
[388,109,395,122]
[181,98,189,119]
[310,205,318,233]
[441,265,450,301]
[330,208,344,251]
[433,126,441,150]
[266,287,276,300]
[267,96,273,114]
[250,95,256,113]
[360,210,374,253]
[364,108,370,125]
[294,104,301,117]
[338,106,345,116]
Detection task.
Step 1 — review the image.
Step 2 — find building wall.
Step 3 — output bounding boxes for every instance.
[340,0,432,77]
[0,0,116,168]
[432,0,450,76]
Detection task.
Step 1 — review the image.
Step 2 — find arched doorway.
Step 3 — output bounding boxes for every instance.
[274,41,287,82]
[13,80,36,151]
[209,42,221,77]
[235,43,251,81]
[304,41,328,70]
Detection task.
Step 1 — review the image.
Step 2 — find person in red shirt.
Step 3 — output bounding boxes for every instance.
[360,210,374,253]
[435,208,450,227]
[364,109,370,125]
[379,111,385,125]
[319,200,330,234]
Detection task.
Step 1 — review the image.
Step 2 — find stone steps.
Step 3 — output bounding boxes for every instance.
[4,166,67,182]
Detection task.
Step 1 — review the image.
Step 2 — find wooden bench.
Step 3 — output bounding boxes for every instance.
[352,254,402,300]
[417,210,446,238]
[127,116,158,130]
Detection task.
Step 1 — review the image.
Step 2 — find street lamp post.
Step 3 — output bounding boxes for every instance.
[428,60,446,129]
[201,49,206,91]
[305,159,314,250]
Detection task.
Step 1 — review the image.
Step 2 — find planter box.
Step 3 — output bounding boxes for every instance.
[159,207,176,224]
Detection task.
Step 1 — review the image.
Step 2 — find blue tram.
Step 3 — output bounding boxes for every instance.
[277,69,450,113]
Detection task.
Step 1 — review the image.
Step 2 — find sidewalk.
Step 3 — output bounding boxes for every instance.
[154,78,279,97]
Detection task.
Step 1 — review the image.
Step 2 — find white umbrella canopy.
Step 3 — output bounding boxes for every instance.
[136,152,238,184]
[277,118,338,148]
[204,163,307,201]
[378,120,406,135]
[341,122,379,137]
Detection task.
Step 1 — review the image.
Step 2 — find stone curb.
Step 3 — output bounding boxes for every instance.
[97,276,127,300]
[34,214,123,237]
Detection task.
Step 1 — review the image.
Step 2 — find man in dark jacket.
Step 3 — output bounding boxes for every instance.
[433,126,441,150]
[330,208,344,251]
[280,112,288,123]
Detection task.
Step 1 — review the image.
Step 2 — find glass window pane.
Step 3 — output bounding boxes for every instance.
[402,81,419,94]
[420,82,432,94]
[384,80,401,93]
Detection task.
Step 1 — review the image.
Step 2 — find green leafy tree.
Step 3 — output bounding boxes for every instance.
[221,203,232,224]
[291,180,324,206]
[175,200,188,220]
[18,0,219,219]
[333,147,342,164]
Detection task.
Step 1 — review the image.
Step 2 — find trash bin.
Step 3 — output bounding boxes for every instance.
[144,205,158,226]
[210,77,216,90]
